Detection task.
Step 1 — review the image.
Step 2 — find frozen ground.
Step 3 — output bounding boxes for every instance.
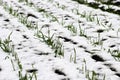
[0,0,120,80]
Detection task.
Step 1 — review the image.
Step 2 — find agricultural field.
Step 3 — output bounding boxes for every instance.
[0,0,120,80]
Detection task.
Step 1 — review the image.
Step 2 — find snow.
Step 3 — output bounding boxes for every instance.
[0,0,120,80]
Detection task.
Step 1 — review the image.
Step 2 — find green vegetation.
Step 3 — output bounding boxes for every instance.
[73,0,120,15]
[0,0,119,80]
[0,32,12,53]
[35,28,64,57]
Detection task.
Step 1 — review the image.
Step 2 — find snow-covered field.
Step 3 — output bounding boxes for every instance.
[0,0,120,80]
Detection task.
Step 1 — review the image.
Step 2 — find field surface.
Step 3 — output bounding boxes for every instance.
[0,0,120,80]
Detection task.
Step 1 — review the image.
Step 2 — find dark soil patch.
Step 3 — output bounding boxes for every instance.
[115,73,120,77]
[101,38,107,41]
[84,50,95,54]
[54,69,66,76]
[17,47,23,50]
[109,67,117,72]
[35,52,50,55]
[16,29,21,32]
[91,54,105,62]
[58,36,77,44]
[27,13,38,19]
[0,68,2,71]
[4,19,10,22]
[22,35,29,39]
[78,45,86,49]
[26,69,38,73]
[109,45,116,48]
[104,63,112,67]
[61,78,70,80]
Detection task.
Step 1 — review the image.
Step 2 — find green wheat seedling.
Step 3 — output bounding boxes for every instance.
[117,28,120,37]
[96,16,101,25]
[9,42,37,80]
[82,59,105,80]
[19,71,37,80]
[26,21,36,29]
[70,48,77,63]
[73,48,77,63]
[75,9,103,26]
[3,3,19,17]
[15,51,37,80]
[5,56,16,71]
[79,24,87,38]
[108,23,112,28]
[35,29,54,46]
[61,16,65,26]
[29,72,37,80]
[11,50,23,71]
[65,23,77,35]
[20,0,47,13]
[19,70,37,80]
[56,2,66,10]
[89,29,104,47]
[96,18,106,28]
[42,12,59,23]
[86,71,101,80]
[41,12,49,18]
[19,15,37,29]
[22,0,59,23]
[80,11,95,22]
[107,23,113,31]
[50,14,59,23]
[18,14,37,29]
[96,29,104,46]
[74,8,81,15]
[35,28,64,57]
[82,59,97,80]
[11,59,16,71]
[89,37,103,47]
[90,38,98,46]
[70,54,72,63]
[0,3,37,77]
[25,1,47,13]
[101,22,113,31]
[18,0,59,24]
[108,49,120,61]
[87,12,95,22]
[37,8,46,13]
[3,2,37,29]
[10,50,24,79]
[1,34,23,72]
[82,59,87,75]
[53,39,64,57]
[19,72,28,80]
[76,10,107,28]
[8,6,13,14]
[80,11,87,18]
[19,15,27,24]
[101,22,106,28]
[19,0,59,23]
[0,31,37,80]
[0,32,12,53]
